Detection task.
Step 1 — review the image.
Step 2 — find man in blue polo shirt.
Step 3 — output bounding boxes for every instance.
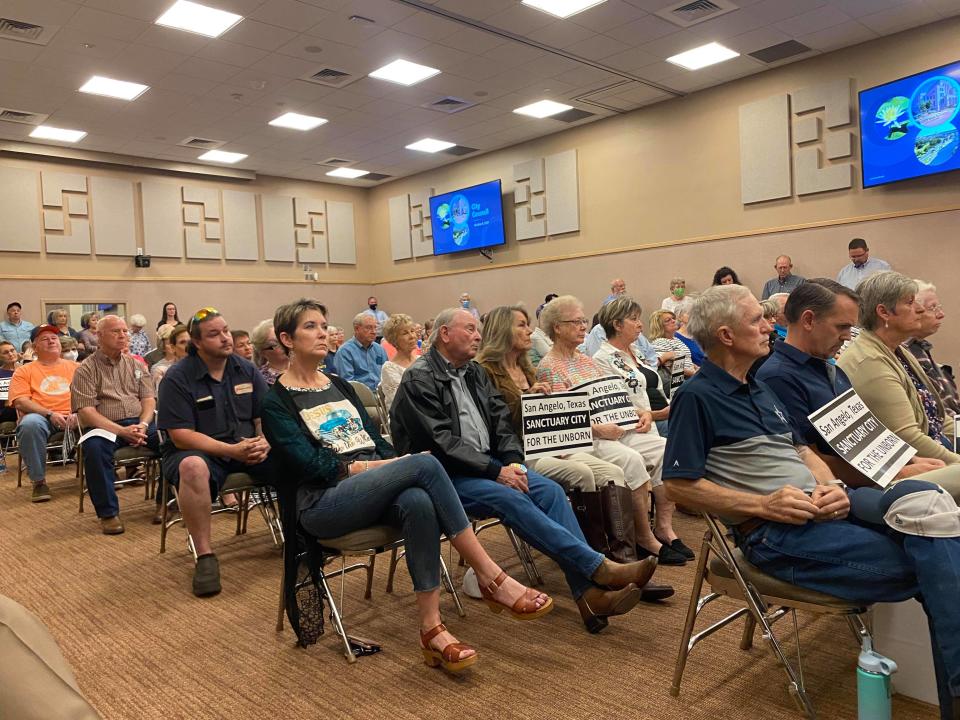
[757,278,960,497]
[664,284,960,720]
[335,312,387,390]
[158,307,274,597]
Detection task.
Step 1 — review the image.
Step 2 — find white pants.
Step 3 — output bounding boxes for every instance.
[528,452,627,493]
[593,430,666,491]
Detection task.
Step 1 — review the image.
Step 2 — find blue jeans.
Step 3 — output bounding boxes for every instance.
[451,470,604,599]
[299,454,469,593]
[83,418,159,519]
[17,413,58,484]
[737,508,960,719]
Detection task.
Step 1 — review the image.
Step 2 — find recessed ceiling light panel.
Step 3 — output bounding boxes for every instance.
[405,138,455,153]
[368,59,440,86]
[513,99,574,118]
[79,75,149,101]
[667,42,739,70]
[198,149,247,163]
[326,167,369,178]
[268,112,328,131]
[521,0,607,19]
[29,125,87,143]
[155,0,243,38]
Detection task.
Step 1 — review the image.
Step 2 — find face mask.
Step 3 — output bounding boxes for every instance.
[64,350,79,361]
[672,288,685,298]
[369,304,377,311]
[461,300,470,308]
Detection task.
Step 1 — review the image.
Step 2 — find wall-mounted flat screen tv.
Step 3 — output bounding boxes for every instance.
[429,179,506,256]
[860,60,960,188]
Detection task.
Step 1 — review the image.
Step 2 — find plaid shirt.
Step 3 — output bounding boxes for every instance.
[71,350,155,421]
[904,338,960,417]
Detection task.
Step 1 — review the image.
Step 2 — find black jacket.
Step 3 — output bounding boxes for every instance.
[390,346,523,480]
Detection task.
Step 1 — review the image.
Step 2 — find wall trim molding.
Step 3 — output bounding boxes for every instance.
[0,274,370,285]
[371,204,960,285]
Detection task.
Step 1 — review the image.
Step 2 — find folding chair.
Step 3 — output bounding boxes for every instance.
[0,420,17,472]
[277,525,464,663]
[670,514,871,718]
[375,385,391,437]
[348,381,386,435]
[17,427,76,488]
[449,517,543,586]
[77,440,160,512]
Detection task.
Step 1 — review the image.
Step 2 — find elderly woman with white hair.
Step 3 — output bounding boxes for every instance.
[904,280,958,419]
[127,313,151,357]
[536,295,687,565]
[838,271,959,463]
[252,318,289,386]
[661,277,688,315]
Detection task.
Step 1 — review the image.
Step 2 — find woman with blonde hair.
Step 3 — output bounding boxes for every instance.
[379,313,420,409]
[648,308,696,397]
[252,318,289,386]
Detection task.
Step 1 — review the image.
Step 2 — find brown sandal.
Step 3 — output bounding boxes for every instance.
[479,571,554,620]
[420,624,477,674]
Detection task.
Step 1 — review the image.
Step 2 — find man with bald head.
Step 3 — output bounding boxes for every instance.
[604,278,627,306]
[761,255,804,299]
[71,315,158,534]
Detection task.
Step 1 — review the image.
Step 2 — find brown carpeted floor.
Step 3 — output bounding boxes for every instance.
[0,463,937,720]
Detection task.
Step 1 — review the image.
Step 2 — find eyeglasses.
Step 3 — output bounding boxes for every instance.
[924,305,944,315]
[558,318,590,326]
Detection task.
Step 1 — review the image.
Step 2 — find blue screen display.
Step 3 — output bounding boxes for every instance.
[429,179,506,256]
[860,60,960,188]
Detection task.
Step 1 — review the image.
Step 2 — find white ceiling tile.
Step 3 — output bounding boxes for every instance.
[0,39,45,64]
[570,0,649,33]
[749,0,829,23]
[727,26,793,54]
[775,6,855,35]
[687,8,770,40]
[390,11,464,41]
[434,0,515,20]
[444,54,516,81]
[830,0,913,17]
[45,27,129,60]
[434,27,507,55]
[520,53,582,78]
[858,1,943,32]
[136,24,212,54]
[150,72,221,96]
[249,0,333,31]
[526,20,597,48]
[602,46,661,73]
[483,4,557,35]
[194,39,270,68]
[249,52,321,79]
[173,56,242,82]
[302,15,385,45]
[338,0,419,26]
[1,0,79,25]
[799,19,879,50]
[65,6,151,41]
[551,64,623,87]
[115,43,191,79]
[223,19,299,51]
[926,0,960,17]
[410,42,476,70]
[602,14,680,44]
[482,42,545,66]
[82,0,171,23]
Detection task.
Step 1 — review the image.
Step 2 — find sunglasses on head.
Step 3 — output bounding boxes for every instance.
[188,307,220,332]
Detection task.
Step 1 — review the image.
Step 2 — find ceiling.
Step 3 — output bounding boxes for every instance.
[0,0,957,185]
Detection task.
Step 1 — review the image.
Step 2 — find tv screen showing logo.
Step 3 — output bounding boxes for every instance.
[429,179,506,256]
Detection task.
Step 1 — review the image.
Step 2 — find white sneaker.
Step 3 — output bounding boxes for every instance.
[462,567,482,599]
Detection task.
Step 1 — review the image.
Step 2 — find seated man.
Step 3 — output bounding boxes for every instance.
[70,315,159,534]
[8,326,79,502]
[335,313,387,390]
[757,278,960,498]
[158,308,273,597]
[664,284,960,720]
[390,307,663,633]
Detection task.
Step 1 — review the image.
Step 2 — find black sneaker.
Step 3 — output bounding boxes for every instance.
[193,554,221,597]
[31,482,52,503]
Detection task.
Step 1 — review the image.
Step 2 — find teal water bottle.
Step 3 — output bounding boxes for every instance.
[857,638,898,720]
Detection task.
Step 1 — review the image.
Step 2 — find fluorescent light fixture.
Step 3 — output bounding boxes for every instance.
[521,0,606,19]
[155,0,243,38]
[368,59,440,86]
[326,167,369,179]
[513,99,573,118]
[198,149,247,163]
[405,138,455,153]
[79,75,149,101]
[29,125,87,143]
[666,42,739,71]
[268,112,328,131]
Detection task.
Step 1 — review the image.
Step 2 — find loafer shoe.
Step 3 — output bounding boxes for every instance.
[637,543,687,566]
[100,516,125,535]
[639,583,675,602]
[31,482,52,503]
[193,554,221,597]
[655,534,695,560]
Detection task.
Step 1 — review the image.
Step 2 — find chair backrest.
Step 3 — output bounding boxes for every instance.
[349,381,382,430]
[375,385,391,436]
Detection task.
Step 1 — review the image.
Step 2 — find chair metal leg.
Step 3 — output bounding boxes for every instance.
[77,447,85,513]
[319,572,357,664]
[276,564,286,632]
[386,547,399,593]
[17,452,23,488]
[740,614,757,650]
[671,529,712,697]
[506,527,540,586]
[364,554,376,600]
[440,555,466,618]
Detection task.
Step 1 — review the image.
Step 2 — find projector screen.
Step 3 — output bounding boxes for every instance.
[429,179,506,256]
[859,60,960,188]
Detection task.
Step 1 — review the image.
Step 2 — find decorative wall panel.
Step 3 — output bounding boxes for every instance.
[222,190,258,261]
[89,176,137,257]
[327,201,356,265]
[41,172,90,254]
[294,197,327,264]
[141,181,183,258]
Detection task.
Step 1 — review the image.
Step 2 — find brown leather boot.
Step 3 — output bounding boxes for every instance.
[591,556,657,589]
[577,584,642,633]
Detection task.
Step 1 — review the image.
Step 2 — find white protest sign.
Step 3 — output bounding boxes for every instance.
[0,376,9,401]
[520,391,593,460]
[571,375,639,428]
[808,388,916,488]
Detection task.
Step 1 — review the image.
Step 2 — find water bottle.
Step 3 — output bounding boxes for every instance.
[857,638,898,720]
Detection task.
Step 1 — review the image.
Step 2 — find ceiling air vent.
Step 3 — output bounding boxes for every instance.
[0,18,60,45]
[301,67,358,88]
[364,173,392,181]
[321,157,352,166]
[177,136,225,150]
[444,145,478,156]
[552,108,595,123]
[749,40,813,64]
[655,0,738,28]
[0,107,49,125]
[421,96,476,114]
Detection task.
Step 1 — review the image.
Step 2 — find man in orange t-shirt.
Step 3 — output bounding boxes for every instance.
[9,324,78,502]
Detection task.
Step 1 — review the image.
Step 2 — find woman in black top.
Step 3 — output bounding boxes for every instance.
[261,299,552,674]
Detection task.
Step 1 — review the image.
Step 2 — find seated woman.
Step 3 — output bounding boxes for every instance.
[905,280,959,419]
[660,276,687,315]
[593,299,692,560]
[151,323,189,385]
[536,296,687,566]
[838,271,959,465]
[77,312,99,356]
[674,305,705,367]
[379,313,420,410]
[648,309,696,397]
[712,266,740,286]
[261,299,553,675]
[252,318,289,386]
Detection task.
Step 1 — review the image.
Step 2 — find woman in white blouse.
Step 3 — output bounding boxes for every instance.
[379,313,419,410]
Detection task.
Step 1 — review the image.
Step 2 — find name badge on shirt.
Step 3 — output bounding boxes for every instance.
[196,395,215,410]
[233,382,253,395]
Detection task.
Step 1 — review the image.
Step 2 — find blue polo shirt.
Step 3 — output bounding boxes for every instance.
[664,359,816,513]
[335,337,387,391]
[756,341,852,455]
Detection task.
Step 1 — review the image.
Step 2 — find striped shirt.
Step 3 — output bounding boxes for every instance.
[71,350,155,421]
